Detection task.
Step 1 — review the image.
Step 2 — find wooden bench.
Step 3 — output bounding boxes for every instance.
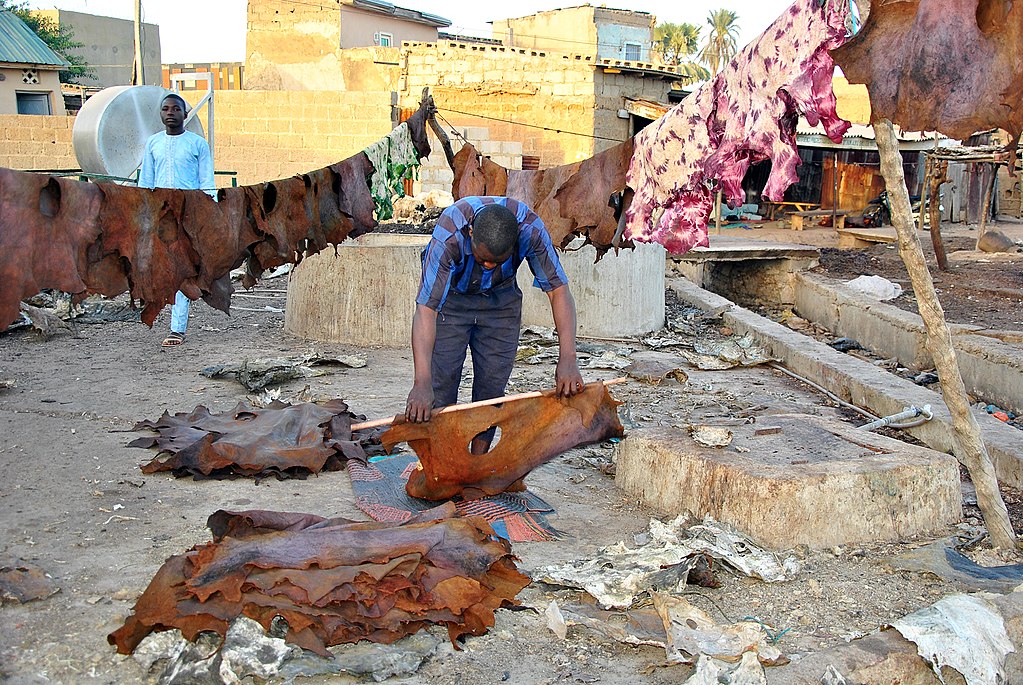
[789,209,850,231]
[762,201,819,221]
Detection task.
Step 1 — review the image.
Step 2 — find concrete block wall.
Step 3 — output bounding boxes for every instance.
[0,115,77,170]
[191,89,393,186]
[401,42,598,166]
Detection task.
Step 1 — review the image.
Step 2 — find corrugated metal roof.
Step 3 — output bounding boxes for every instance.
[0,10,69,68]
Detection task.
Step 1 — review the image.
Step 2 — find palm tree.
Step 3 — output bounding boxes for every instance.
[699,9,740,75]
[653,21,710,84]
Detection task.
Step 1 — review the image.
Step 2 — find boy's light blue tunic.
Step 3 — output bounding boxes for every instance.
[138,130,215,335]
[138,130,215,196]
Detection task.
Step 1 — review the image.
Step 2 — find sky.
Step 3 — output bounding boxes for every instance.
[24,0,795,64]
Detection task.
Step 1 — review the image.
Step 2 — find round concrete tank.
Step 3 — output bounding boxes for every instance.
[284,234,430,347]
[73,85,205,178]
[518,238,666,337]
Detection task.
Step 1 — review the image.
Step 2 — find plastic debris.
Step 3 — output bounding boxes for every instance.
[890,594,1014,685]
[539,515,798,609]
[843,274,903,301]
[689,425,733,448]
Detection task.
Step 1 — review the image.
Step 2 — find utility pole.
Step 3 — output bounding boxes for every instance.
[132,0,144,85]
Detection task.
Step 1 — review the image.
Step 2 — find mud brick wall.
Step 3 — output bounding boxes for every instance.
[0,115,77,170]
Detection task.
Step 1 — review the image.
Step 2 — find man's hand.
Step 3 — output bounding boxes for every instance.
[405,382,435,423]
[555,358,584,397]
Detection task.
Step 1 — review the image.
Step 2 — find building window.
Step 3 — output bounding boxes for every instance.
[375,31,393,47]
[16,92,51,115]
[21,68,40,84]
[624,42,642,61]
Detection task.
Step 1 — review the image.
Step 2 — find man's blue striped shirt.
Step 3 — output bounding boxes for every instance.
[416,196,568,311]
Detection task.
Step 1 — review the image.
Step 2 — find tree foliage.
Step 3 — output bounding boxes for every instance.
[1,0,94,84]
[699,8,740,75]
[653,21,710,84]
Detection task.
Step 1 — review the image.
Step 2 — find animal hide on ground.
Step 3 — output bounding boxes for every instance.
[107,504,530,656]
[622,0,851,254]
[381,382,624,501]
[832,0,1022,157]
[129,399,375,479]
[0,101,433,331]
[451,141,635,256]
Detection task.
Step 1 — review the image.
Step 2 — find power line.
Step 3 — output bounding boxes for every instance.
[437,107,626,143]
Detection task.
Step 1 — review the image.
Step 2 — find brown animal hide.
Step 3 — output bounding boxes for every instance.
[451,143,508,198]
[832,0,1023,155]
[107,506,529,656]
[0,170,103,331]
[451,141,634,255]
[381,382,624,501]
[130,399,369,479]
[0,100,431,332]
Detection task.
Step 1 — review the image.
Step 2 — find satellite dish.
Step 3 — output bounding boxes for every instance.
[72,85,205,179]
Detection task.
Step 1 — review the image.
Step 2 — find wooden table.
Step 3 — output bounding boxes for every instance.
[789,209,849,231]
[762,201,820,221]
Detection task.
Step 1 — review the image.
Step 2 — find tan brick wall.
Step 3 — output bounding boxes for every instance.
[196,90,394,185]
[0,91,393,185]
[401,42,601,166]
[0,115,76,170]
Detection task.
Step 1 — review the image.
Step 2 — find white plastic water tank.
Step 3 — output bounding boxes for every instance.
[72,85,205,178]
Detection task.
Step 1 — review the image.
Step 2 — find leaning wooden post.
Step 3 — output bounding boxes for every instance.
[874,118,1017,550]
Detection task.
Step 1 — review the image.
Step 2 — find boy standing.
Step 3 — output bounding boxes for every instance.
[138,92,215,347]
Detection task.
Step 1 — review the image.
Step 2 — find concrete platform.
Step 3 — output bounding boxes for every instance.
[285,234,428,346]
[518,238,665,337]
[670,236,819,308]
[669,277,1023,489]
[615,414,961,549]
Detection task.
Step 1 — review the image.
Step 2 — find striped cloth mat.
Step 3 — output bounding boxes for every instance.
[347,452,563,542]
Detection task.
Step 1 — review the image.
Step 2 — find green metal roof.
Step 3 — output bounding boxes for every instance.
[0,10,69,68]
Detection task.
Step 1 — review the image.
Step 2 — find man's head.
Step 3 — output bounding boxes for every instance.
[470,204,518,269]
[160,94,188,133]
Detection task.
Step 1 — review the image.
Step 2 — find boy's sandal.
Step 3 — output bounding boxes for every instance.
[162,332,185,347]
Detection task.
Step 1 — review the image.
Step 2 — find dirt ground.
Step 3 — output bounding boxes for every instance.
[718,218,1023,332]
[0,274,990,685]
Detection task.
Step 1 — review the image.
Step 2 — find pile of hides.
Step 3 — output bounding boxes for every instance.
[381,381,624,500]
[622,0,851,254]
[108,505,530,655]
[832,0,1022,162]
[0,101,433,332]
[129,399,378,479]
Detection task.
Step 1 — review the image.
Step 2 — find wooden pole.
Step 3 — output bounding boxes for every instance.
[714,188,723,234]
[976,163,998,247]
[873,118,1017,550]
[351,378,627,432]
[928,157,949,271]
[132,0,144,86]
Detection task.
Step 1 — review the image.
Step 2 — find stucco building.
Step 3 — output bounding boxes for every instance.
[30,9,161,88]
[0,10,68,116]
[492,6,655,63]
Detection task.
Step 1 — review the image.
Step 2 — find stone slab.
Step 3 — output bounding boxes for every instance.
[616,414,961,549]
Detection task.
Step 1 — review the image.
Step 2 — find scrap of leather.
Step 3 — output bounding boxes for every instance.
[130,399,369,479]
[452,142,634,254]
[0,101,433,331]
[107,506,529,656]
[833,0,1022,156]
[0,169,104,331]
[623,0,851,255]
[381,382,624,501]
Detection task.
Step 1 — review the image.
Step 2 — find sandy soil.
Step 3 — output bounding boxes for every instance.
[0,276,981,684]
